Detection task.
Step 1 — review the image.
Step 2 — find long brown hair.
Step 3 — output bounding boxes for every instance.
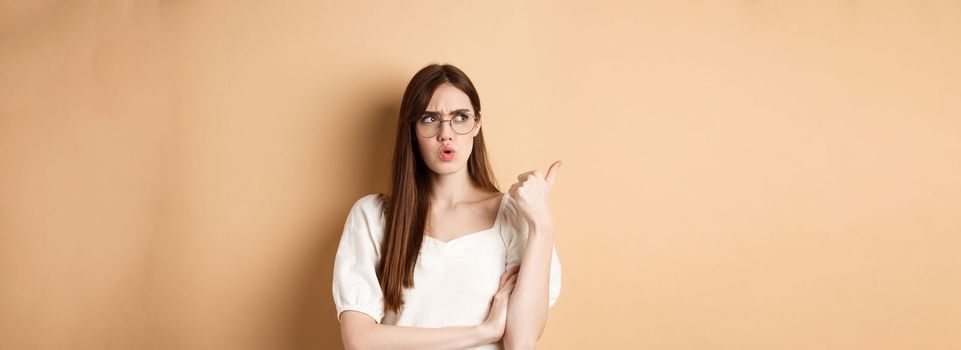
[376,64,500,314]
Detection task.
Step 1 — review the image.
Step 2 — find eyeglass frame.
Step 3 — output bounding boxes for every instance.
[413,113,480,138]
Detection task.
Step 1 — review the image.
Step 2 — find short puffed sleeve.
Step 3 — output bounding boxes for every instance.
[332,193,387,323]
[502,195,563,308]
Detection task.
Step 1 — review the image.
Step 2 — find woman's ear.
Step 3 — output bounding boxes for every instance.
[473,111,482,136]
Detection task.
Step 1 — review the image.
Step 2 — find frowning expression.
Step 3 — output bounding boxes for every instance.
[415,82,481,176]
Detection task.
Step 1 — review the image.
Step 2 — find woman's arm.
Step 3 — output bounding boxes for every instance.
[339,265,520,350]
[503,161,562,349]
[339,311,496,350]
[503,223,554,350]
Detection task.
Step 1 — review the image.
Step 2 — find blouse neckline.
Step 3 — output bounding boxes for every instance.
[422,193,509,247]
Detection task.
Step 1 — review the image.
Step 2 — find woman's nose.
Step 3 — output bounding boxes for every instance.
[437,121,455,140]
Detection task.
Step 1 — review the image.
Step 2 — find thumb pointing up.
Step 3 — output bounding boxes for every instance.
[545,160,562,189]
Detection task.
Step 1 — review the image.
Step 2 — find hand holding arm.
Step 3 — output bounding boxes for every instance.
[339,266,521,350]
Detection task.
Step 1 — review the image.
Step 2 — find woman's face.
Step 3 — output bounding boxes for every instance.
[416,82,481,177]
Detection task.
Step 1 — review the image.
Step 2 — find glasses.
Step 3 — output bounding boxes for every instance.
[414,113,478,138]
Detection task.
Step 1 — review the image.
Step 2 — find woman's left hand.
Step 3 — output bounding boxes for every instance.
[508,160,562,231]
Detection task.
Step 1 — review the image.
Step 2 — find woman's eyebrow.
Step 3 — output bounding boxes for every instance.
[423,109,472,115]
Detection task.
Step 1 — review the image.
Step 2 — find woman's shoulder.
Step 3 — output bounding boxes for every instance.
[498,192,530,236]
[501,192,522,218]
[348,193,388,226]
[348,192,389,220]
[341,193,389,246]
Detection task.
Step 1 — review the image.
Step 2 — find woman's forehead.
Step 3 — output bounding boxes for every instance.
[426,83,473,112]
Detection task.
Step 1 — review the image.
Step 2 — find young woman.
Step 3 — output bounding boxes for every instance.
[332,64,562,350]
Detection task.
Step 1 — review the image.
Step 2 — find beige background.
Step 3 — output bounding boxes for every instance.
[1,1,959,349]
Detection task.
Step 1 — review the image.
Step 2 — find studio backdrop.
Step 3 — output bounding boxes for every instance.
[1,1,959,349]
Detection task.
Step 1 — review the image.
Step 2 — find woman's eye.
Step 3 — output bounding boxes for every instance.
[455,114,469,121]
[421,115,436,123]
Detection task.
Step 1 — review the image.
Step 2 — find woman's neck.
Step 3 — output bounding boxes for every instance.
[429,168,482,208]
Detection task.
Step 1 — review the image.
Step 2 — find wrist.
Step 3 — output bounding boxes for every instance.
[527,218,555,234]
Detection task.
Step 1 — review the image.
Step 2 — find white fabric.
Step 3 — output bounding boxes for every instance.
[332,192,562,348]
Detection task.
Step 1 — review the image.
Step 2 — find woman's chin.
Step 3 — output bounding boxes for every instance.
[428,162,466,176]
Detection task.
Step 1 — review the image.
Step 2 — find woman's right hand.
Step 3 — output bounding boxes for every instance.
[479,264,521,343]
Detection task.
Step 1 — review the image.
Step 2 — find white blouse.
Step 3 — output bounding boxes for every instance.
[332,192,562,347]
